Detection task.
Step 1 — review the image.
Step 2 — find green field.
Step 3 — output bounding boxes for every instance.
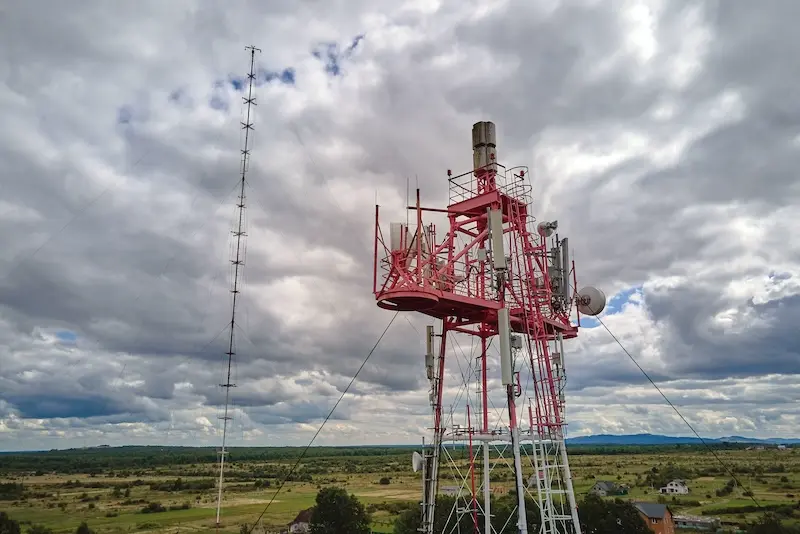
[1,444,798,532]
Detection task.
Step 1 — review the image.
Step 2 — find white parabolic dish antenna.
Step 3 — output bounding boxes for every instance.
[577,286,606,316]
[412,451,424,473]
[537,221,557,237]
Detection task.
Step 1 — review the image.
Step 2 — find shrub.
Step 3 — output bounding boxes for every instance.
[140,502,166,514]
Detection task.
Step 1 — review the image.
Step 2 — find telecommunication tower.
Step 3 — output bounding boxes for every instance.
[215,44,261,529]
[372,122,605,534]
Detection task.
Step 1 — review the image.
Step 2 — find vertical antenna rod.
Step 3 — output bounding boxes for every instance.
[215,44,261,529]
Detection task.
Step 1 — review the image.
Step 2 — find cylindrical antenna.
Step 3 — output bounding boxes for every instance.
[215,44,261,529]
[472,121,497,173]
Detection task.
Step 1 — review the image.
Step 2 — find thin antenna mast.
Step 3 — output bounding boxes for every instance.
[215,44,261,529]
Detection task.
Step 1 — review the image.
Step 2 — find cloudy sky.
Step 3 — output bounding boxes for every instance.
[1,0,798,452]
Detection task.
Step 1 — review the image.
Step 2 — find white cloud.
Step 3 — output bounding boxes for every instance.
[0,0,798,451]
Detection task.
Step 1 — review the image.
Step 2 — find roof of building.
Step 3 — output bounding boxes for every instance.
[633,502,669,519]
[291,508,314,525]
[592,481,618,490]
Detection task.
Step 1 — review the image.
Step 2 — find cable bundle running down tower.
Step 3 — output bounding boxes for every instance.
[372,122,606,534]
[215,44,261,529]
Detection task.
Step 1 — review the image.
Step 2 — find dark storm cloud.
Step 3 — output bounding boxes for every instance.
[574,374,800,409]
[201,382,294,409]
[648,290,800,379]
[247,401,351,425]
[566,362,671,392]
[10,395,135,420]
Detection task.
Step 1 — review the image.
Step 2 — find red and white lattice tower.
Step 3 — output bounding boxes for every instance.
[372,122,606,534]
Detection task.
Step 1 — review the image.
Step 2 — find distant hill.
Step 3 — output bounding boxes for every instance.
[565,433,800,445]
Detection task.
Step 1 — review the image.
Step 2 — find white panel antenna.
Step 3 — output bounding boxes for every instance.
[412,451,424,473]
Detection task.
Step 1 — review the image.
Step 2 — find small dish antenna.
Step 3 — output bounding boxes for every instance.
[412,451,424,473]
[577,286,606,316]
[537,220,558,237]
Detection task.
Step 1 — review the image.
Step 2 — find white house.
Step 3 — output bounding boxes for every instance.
[660,479,689,495]
[589,481,627,497]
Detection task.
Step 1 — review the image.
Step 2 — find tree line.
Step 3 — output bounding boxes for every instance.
[0,443,774,473]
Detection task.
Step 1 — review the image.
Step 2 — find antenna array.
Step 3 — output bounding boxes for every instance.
[215,44,261,529]
[372,121,606,534]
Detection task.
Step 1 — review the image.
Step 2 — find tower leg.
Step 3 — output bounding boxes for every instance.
[483,444,491,534]
[480,333,491,534]
[559,439,581,534]
[556,332,582,534]
[508,387,529,534]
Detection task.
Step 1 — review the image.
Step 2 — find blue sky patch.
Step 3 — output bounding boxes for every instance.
[312,33,365,77]
[229,75,245,91]
[313,44,342,76]
[575,285,643,329]
[258,67,296,85]
[605,285,643,315]
[227,67,296,92]
[56,330,77,343]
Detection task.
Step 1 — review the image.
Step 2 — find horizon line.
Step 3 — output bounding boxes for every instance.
[3,433,799,454]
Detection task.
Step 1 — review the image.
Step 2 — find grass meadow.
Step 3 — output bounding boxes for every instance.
[1,445,798,532]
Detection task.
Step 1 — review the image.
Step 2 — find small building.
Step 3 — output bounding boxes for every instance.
[673,515,721,531]
[589,480,628,497]
[289,508,313,534]
[633,502,675,534]
[659,479,689,495]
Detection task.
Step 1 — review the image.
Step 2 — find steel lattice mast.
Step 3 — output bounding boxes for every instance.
[215,44,261,529]
[372,122,606,534]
